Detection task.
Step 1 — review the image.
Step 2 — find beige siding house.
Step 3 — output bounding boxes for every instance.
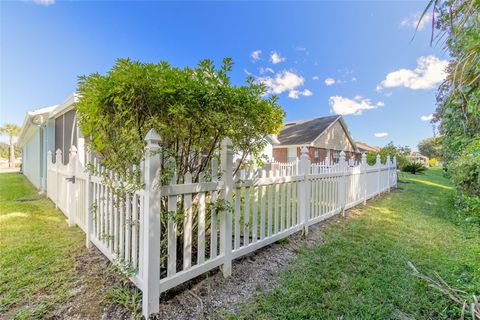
[272,115,359,164]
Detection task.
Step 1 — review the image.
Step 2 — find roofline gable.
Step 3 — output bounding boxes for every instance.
[310,116,358,151]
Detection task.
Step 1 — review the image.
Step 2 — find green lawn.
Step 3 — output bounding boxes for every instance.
[236,168,480,319]
[0,173,86,319]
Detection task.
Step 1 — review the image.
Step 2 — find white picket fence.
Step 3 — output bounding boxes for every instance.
[46,129,397,318]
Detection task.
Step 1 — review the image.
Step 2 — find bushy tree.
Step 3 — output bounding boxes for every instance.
[366,142,409,168]
[418,137,442,159]
[76,58,285,187]
[421,0,480,218]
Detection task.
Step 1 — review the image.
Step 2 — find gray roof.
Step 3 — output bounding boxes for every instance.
[277,115,341,145]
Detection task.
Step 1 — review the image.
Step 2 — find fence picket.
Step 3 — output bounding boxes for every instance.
[210,158,218,259]
[260,170,266,240]
[198,190,206,264]
[167,193,177,276]
[243,185,250,246]
[234,185,241,249]
[267,171,273,236]
[252,181,258,243]
[183,172,193,270]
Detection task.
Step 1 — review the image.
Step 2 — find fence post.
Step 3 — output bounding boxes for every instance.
[55,149,62,209]
[361,153,367,205]
[386,154,391,192]
[375,154,381,195]
[339,151,346,215]
[85,151,93,248]
[67,146,77,227]
[141,129,162,318]
[299,146,309,235]
[220,138,233,277]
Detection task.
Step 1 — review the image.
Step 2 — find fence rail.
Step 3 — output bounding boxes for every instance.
[45,129,397,318]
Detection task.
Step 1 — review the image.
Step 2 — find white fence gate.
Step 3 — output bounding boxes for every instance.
[46,129,397,318]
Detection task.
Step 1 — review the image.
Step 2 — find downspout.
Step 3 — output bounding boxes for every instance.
[28,114,48,193]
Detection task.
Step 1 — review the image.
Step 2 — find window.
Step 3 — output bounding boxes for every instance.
[287,147,297,162]
[55,110,78,164]
[332,150,341,163]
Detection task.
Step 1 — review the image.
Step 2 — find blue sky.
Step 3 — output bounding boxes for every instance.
[0,1,448,148]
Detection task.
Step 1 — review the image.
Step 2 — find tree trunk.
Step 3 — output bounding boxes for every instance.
[9,137,14,168]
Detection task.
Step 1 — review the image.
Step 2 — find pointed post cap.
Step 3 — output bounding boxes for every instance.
[386,154,391,162]
[55,149,62,156]
[300,145,308,155]
[145,129,162,147]
[221,137,232,147]
[361,152,367,160]
[69,145,77,154]
[339,150,346,158]
[375,154,381,164]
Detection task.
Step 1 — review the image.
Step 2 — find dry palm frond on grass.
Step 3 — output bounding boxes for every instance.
[407,261,480,319]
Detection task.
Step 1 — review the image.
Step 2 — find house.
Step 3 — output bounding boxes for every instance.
[17,94,85,190]
[272,115,360,164]
[408,151,429,167]
[356,141,381,153]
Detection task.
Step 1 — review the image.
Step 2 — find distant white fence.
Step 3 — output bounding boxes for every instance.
[46,129,397,318]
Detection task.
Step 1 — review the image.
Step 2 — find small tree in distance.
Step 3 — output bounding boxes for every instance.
[0,124,21,168]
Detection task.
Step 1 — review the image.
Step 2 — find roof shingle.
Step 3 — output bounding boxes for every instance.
[277,115,340,145]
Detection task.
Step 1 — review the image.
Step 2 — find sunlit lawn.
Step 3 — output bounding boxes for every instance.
[235,168,480,319]
[0,173,85,319]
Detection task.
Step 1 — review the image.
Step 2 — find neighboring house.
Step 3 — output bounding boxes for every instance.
[408,151,429,167]
[272,115,360,164]
[356,141,381,153]
[17,94,85,190]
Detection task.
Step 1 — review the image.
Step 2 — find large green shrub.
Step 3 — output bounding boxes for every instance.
[76,58,285,186]
[447,140,480,217]
[427,0,480,218]
[401,162,427,175]
[366,142,409,168]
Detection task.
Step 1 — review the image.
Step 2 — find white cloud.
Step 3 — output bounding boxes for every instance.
[251,50,262,61]
[270,51,285,64]
[374,132,389,138]
[351,77,357,82]
[377,55,448,91]
[329,95,384,116]
[324,78,336,86]
[258,70,304,95]
[312,76,320,81]
[420,114,434,121]
[259,67,274,74]
[32,0,55,5]
[302,89,313,96]
[400,11,432,30]
[289,89,313,99]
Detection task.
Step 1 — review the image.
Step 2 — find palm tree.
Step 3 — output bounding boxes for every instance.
[0,124,21,168]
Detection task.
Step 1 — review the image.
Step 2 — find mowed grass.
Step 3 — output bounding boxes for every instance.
[0,173,85,319]
[236,168,480,319]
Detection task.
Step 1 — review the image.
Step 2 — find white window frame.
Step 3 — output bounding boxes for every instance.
[287,147,297,162]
